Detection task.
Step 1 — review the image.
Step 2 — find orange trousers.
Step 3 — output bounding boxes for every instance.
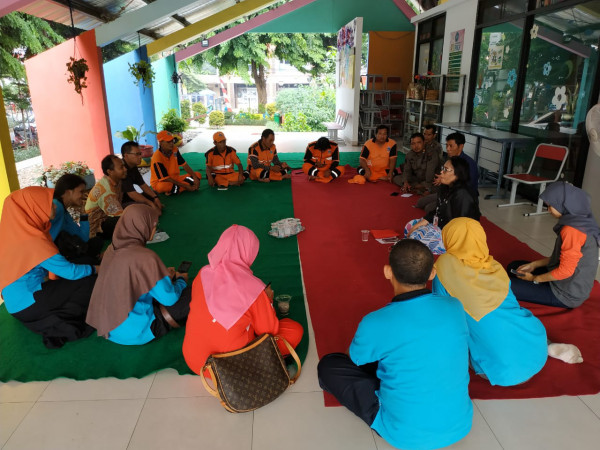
[153,172,202,193]
[212,172,243,187]
[302,163,345,183]
[249,167,284,181]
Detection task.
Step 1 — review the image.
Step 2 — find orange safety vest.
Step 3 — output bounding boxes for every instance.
[206,147,241,174]
[305,141,339,170]
[361,138,397,171]
[248,141,278,168]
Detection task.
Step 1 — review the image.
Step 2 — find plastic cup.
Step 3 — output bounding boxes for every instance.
[361,230,369,242]
[275,295,292,316]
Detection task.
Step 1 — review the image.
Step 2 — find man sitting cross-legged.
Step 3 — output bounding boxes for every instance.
[205,132,245,188]
[318,239,473,450]
[121,141,163,215]
[85,155,127,239]
[393,132,440,194]
[246,128,291,182]
[302,137,345,183]
[150,130,201,195]
[357,125,398,182]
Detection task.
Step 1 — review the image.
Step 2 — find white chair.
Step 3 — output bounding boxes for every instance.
[323,110,349,143]
[498,143,569,216]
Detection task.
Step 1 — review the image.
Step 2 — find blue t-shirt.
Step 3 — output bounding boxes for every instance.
[108,276,186,345]
[2,254,94,314]
[50,199,90,242]
[349,291,472,450]
[433,276,547,386]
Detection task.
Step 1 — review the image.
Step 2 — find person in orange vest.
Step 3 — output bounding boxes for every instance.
[246,129,291,182]
[302,137,345,183]
[150,130,202,195]
[205,132,245,188]
[357,125,398,182]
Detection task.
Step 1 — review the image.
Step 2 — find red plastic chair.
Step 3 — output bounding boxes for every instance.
[498,144,569,216]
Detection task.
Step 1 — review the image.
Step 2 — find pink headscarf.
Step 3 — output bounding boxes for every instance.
[201,225,266,330]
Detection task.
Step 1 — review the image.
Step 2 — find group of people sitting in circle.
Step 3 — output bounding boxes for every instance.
[0,123,599,450]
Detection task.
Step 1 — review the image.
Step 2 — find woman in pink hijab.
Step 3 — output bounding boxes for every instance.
[183,225,303,375]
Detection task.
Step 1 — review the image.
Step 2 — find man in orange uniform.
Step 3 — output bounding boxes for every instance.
[302,137,345,183]
[246,129,291,182]
[150,130,201,195]
[357,125,398,182]
[205,132,245,188]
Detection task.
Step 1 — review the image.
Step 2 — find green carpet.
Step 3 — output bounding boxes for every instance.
[0,152,314,382]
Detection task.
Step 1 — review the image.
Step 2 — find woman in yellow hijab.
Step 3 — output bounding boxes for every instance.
[432,218,548,386]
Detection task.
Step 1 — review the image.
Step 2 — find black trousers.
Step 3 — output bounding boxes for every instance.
[507,260,567,308]
[317,353,380,426]
[13,275,97,349]
[150,286,192,339]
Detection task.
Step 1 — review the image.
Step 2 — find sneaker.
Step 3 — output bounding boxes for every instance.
[147,231,169,244]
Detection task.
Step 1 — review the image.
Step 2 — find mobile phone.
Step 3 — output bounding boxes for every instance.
[390,192,399,197]
[177,261,192,273]
[510,268,525,276]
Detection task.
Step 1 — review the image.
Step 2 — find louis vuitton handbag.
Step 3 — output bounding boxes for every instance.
[200,334,301,413]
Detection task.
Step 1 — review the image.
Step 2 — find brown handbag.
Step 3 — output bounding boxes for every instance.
[200,334,301,413]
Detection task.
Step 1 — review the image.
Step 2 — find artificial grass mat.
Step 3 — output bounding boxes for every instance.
[0,152,310,382]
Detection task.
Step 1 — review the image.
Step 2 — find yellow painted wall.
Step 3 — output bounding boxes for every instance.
[0,88,20,218]
[367,31,415,90]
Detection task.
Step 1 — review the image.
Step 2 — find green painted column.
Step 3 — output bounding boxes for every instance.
[152,55,181,127]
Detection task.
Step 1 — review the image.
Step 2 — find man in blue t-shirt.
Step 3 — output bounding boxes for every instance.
[318,240,472,450]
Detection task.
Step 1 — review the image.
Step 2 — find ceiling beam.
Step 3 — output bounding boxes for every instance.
[142,0,191,27]
[146,0,280,56]
[0,0,35,18]
[51,0,118,22]
[392,0,417,20]
[175,0,317,62]
[95,0,204,46]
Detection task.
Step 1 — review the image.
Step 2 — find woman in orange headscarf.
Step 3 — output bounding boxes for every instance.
[0,187,97,349]
[183,225,303,375]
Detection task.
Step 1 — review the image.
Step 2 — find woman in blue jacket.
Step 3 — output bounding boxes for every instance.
[0,187,98,349]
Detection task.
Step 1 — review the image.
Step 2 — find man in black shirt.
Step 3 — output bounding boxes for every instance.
[121,141,163,215]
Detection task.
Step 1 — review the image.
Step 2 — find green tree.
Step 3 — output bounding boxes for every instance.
[0,12,64,80]
[192,33,331,106]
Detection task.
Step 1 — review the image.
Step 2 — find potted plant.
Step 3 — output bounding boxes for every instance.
[114,124,154,157]
[128,60,155,90]
[159,109,188,146]
[66,57,89,103]
[39,161,95,189]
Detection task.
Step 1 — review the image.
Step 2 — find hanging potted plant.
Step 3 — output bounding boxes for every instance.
[128,60,155,90]
[159,109,188,147]
[114,124,154,157]
[66,57,89,103]
[39,161,95,189]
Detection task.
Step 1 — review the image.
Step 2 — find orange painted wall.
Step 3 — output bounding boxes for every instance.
[367,31,415,90]
[25,29,112,177]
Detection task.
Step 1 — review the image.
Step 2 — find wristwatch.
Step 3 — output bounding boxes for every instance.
[532,277,540,285]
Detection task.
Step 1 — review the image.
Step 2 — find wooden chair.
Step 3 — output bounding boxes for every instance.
[498,143,569,216]
[323,110,349,143]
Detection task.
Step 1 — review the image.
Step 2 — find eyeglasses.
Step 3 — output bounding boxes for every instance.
[130,152,142,156]
[441,166,454,173]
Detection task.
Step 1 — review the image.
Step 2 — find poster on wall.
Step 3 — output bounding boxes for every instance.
[337,19,356,88]
[447,29,464,92]
[487,32,503,70]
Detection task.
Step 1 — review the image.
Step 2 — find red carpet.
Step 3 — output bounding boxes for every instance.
[291,168,600,403]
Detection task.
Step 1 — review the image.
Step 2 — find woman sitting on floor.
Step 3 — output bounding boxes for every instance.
[183,224,303,375]
[433,218,548,386]
[86,204,191,345]
[405,156,480,255]
[0,186,97,349]
[508,181,600,309]
[51,174,103,264]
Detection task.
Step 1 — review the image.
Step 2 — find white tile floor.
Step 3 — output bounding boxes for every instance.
[3,182,600,449]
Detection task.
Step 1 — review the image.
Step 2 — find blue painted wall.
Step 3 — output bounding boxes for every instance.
[104,47,158,154]
[152,55,180,128]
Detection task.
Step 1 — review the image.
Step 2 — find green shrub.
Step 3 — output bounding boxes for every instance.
[13,145,41,163]
[180,99,191,121]
[223,110,235,120]
[192,102,207,122]
[209,110,225,128]
[258,104,266,114]
[265,102,277,117]
[276,86,335,131]
[282,112,311,132]
[159,109,188,134]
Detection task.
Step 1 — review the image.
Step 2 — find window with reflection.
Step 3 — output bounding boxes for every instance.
[518,1,599,183]
[472,20,524,131]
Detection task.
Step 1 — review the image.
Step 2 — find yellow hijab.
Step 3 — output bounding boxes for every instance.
[435,218,509,321]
